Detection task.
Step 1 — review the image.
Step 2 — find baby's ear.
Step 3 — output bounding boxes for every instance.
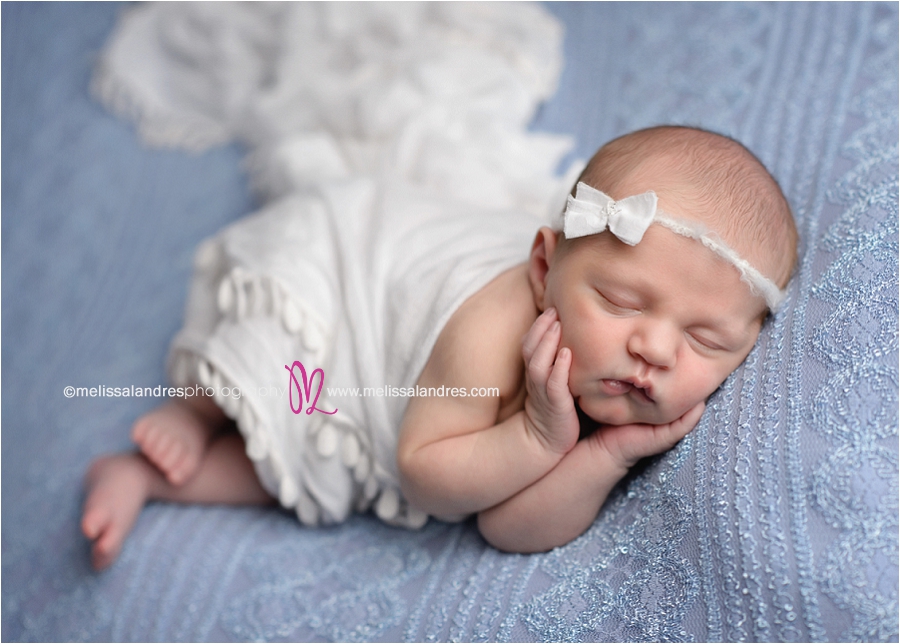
[528,227,559,310]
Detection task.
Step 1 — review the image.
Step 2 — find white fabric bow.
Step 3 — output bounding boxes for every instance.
[563,183,658,245]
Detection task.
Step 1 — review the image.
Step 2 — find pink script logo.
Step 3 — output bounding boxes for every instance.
[285,360,338,416]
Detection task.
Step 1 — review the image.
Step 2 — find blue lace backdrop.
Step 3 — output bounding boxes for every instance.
[2,2,897,641]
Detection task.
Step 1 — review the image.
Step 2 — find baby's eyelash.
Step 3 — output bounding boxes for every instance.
[596,290,641,314]
[687,332,725,351]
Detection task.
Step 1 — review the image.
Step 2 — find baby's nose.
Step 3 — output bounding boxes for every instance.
[627,321,678,369]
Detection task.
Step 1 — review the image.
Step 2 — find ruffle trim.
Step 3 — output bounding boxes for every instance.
[171,241,428,529]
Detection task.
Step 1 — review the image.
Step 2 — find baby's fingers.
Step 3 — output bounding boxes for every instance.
[545,346,573,408]
[522,308,557,363]
[671,401,705,439]
[526,320,562,389]
[648,401,705,452]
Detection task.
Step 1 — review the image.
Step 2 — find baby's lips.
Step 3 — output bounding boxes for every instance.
[600,378,633,395]
[600,378,656,403]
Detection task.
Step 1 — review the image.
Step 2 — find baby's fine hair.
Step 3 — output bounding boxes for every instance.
[576,125,798,288]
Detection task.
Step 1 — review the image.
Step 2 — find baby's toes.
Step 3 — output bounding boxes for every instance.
[81,492,122,570]
[173,433,209,485]
[92,527,123,571]
[81,503,109,541]
[131,422,159,456]
[166,449,195,486]
[140,429,173,468]
[130,416,154,445]
[157,438,183,471]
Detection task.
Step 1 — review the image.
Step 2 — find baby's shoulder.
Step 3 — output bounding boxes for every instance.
[424,264,534,393]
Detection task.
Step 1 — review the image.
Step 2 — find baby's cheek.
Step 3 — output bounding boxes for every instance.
[672,364,722,405]
[660,388,709,424]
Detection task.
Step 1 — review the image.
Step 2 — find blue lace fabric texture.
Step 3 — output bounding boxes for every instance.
[2,2,897,642]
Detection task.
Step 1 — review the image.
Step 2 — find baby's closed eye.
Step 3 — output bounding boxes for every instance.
[685,327,748,354]
[595,289,641,316]
[685,331,725,352]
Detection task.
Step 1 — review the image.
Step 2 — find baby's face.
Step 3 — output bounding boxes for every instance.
[540,225,768,426]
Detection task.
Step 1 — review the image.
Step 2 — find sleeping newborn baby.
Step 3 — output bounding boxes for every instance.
[82,126,797,569]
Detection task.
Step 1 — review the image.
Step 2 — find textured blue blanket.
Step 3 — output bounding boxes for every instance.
[3,2,897,641]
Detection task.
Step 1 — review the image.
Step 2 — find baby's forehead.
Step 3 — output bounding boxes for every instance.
[564,226,768,319]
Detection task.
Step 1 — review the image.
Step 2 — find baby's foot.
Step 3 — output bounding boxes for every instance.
[81,454,151,571]
[131,401,217,486]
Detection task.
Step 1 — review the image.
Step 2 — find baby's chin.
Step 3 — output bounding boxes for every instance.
[578,397,684,427]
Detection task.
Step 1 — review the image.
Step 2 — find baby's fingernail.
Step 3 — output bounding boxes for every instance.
[551,321,560,332]
[545,307,556,316]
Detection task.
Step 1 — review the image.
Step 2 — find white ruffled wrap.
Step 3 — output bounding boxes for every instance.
[94,2,578,527]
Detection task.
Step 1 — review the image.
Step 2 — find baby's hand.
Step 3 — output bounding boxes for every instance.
[589,401,705,472]
[521,308,580,456]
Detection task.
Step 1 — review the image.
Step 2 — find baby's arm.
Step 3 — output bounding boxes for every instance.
[477,402,704,553]
[398,400,569,519]
[398,282,581,519]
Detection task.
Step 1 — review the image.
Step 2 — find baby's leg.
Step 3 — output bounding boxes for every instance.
[131,396,225,485]
[82,433,274,570]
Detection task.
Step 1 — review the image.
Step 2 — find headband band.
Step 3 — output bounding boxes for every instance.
[562,182,786,311]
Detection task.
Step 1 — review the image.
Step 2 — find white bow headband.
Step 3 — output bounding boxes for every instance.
[563,182,786,310]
